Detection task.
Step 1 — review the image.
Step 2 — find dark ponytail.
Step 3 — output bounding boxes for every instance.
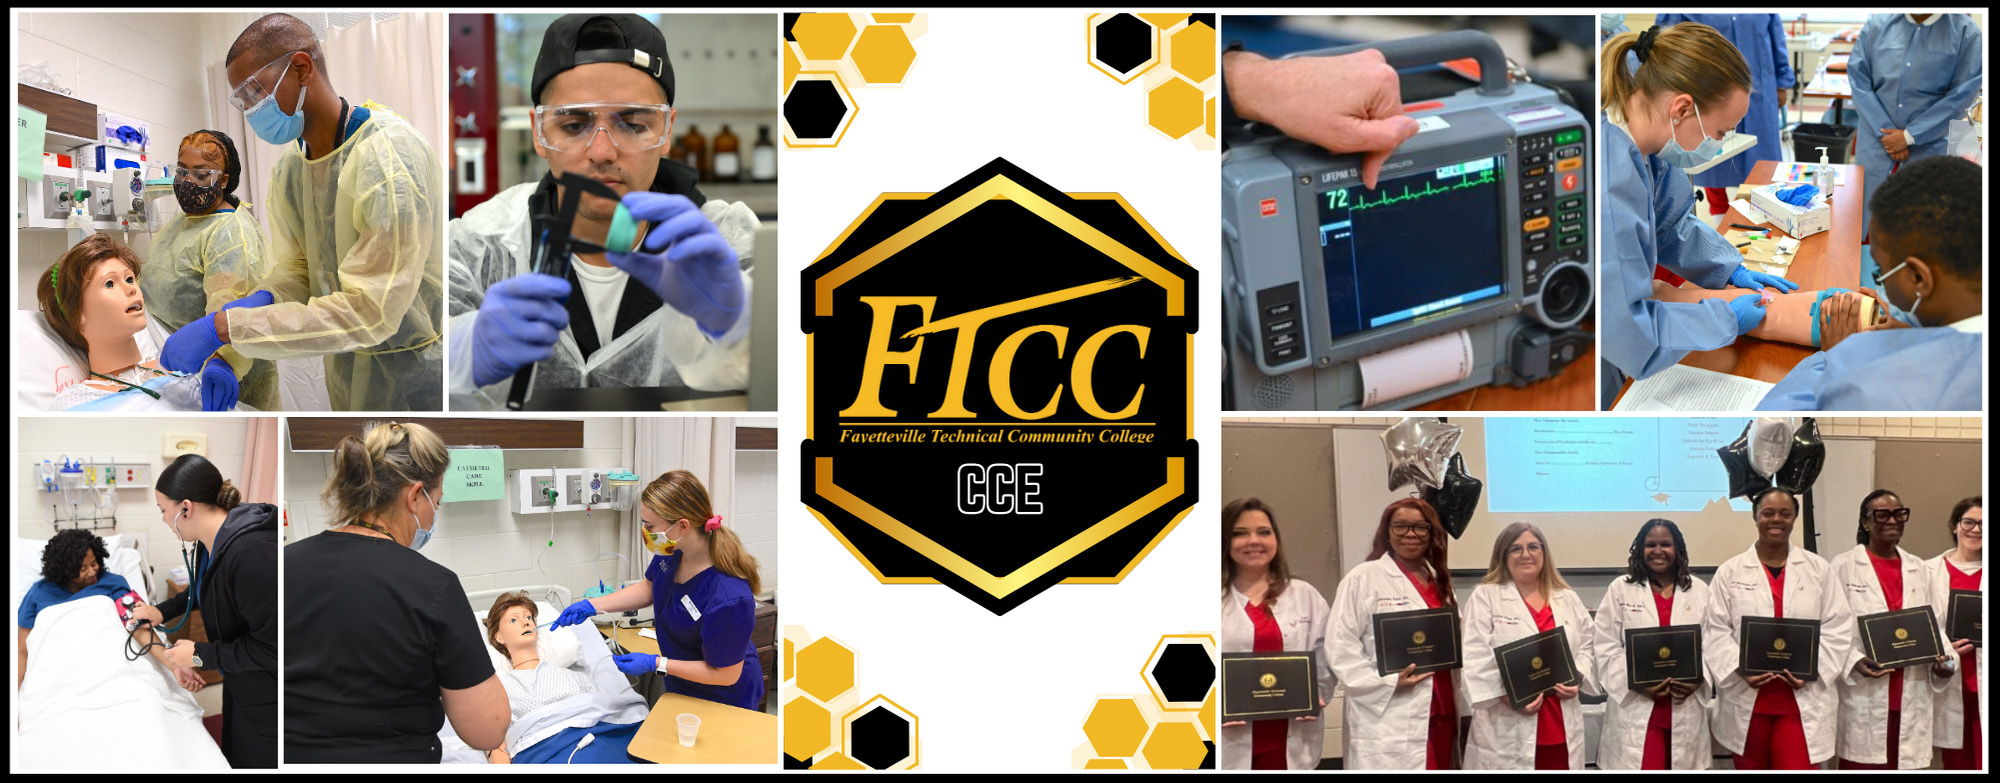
[156,453,242,511]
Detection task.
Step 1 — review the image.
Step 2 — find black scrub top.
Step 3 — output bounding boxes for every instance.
[282,530,496,763]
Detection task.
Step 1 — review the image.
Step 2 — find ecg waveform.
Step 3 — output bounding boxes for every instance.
[1330,167,1501,212]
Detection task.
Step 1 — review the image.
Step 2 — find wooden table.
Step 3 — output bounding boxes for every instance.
[1613,159,1865,406]
[599,623,660,656]
[1411,341,1596,411]
[628,692,777,764]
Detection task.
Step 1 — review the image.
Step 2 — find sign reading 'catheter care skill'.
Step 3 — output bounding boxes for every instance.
[801,158,1197,615]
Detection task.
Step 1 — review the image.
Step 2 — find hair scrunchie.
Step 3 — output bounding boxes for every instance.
[1635,24,1662,64]
[704,515,723,532]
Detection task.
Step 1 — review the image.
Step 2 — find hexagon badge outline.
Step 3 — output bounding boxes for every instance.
[1140,633,1216,712]
[840,694,920,770]
[782,71,858,149]
[1086,13,1160,85]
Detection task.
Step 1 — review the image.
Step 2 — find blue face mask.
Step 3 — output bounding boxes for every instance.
[1657,101,1725,170]
[243,60,307,146]
[1875,261,1926,327]
[413,487,442,551]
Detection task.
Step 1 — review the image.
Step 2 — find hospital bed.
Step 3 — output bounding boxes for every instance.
[13,531,154,612]
[437,585,650,764]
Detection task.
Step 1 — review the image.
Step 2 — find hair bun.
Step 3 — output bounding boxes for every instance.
[215,479,243,510]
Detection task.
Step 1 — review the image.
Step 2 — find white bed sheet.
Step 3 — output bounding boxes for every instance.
[436,614,644,763]
[13,595,229,769]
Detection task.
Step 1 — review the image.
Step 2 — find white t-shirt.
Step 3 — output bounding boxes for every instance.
[569,256,628,351]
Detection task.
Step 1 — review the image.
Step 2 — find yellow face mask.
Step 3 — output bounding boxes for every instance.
[642,522,682,557]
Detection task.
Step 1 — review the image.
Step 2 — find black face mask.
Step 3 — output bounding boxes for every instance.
[174,180,222,214]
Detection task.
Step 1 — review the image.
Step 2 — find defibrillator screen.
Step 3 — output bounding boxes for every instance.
[1314,154,1507,342]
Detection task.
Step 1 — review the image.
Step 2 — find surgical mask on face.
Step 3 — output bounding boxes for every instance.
[243,61,307,146]
[1875,261,1927,327]
[413,487,441,551]
[642,522,682,557]
[174,181,222,214]
[1658,100,1726,169]
[1601,13,1625,32]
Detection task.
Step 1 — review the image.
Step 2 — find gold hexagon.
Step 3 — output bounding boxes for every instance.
[783,42,802,91]
[1140,721,1206,770]
[1084,758,1130,769]
[783,695,833,760]
[794,12,859,62]
[850,25,917,86]
[1206,97,1217,138]
[1146,77,1205,140]
[1168,22,1215,84]
[813,752,867,770]
[1086,13,1160,85]
[1082,696,1148,758]
[1139,634,1215,712]
[795,636,857,702]
[872,13,915,23]
[1199,686,1217,740]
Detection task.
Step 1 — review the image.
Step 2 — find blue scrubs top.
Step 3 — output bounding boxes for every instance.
[18,572,132,629]
[1653,15,1795,189]
[1756,325,1983,410]
[1847,14,1984,233]
[647,552,764,711]
[1599,113,1747,407]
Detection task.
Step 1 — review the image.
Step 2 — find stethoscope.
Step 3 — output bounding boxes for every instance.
[152,506,207,634]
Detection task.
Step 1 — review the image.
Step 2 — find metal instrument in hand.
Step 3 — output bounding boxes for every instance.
[507,173,649,410]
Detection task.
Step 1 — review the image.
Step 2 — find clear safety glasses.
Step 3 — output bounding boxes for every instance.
[532,102,672,152]
[228,51,304,112]
[166,165,225,187]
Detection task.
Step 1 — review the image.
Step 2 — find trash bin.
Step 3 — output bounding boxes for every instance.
[1792,122,1855,164]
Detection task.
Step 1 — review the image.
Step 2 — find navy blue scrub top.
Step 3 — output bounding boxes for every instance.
[647,551,764,711]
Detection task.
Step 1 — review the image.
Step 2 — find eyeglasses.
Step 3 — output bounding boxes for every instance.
[228,51,305,112]
[1508,542,1544,557]
[1867,508,1913,524]
[1389,523,1430,537]
[166,165,225,188]
[1870,260,1912,288]
[533,102,672,153]
[1954,517,1982,531]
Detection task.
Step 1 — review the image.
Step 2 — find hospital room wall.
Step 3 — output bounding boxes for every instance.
[14,13,217,310]
[16,417,254,576]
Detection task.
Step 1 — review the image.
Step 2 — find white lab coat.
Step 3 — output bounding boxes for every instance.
[1928,551,1984,751]
[1702,545,1857,764]
[1590,575,1714,770]
[1326,557,1469,770]
[1828,544,1953,767]
[1462,582,1599,770]
[1219,579,1335,770]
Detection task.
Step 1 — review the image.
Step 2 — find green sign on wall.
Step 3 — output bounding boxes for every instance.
[444,448,505,502]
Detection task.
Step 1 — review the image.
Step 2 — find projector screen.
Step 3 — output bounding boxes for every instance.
[1329,418,1871,572]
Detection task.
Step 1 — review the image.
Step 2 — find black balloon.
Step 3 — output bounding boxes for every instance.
[1422,453,1483,539]
[1774,418,1827,492]
[1717,421,1773,499]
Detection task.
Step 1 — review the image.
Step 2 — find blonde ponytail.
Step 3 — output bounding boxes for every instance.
[641,470,762,596]
[1601,23,1752,124]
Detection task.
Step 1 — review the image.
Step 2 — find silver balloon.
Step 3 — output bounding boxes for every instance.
[1381,417,1463,491]
[1747,417,1795,479]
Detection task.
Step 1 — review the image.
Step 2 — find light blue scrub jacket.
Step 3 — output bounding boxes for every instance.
[1599,114,1747,408]
[1654,14,1796,189]
[1756,325,1983,410]
[1849,14,1984,233]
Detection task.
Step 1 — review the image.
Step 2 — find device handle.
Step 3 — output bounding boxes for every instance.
[1281,30,1512,97]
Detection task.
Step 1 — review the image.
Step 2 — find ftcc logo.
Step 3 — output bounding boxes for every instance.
[801,158,1197,615]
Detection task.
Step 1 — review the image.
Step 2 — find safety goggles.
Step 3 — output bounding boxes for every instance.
[166,165,226,187]
[532,102,672,153]
[228,51,304,112]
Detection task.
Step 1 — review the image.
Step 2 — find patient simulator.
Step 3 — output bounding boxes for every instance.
[440,588,649,764]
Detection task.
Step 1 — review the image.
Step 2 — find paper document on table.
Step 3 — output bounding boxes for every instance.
[638,628,657,640]
[1730,198,1777,226]
[1358,329,1473,408]
[1615,364,1775,412]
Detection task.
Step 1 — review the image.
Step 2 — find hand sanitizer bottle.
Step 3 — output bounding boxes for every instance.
[1813,147,1833,193]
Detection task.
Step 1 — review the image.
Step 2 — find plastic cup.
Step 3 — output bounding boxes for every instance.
[676,713,700,748]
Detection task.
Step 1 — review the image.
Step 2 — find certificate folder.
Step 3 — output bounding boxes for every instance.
[1494,627,1579,709]
[1623,624,1704,688]
[1737,617,1821,681]
[1372,606,1463,677]
[1946,590,1981,647]
[1220,651,1320,722]
[1858,607,1944,669]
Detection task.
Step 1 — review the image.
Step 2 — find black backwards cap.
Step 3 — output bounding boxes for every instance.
[532,14,675,105]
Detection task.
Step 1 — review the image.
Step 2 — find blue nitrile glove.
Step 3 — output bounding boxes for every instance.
[1728,292,1769,334]
[222,289,275,311]
[548,598,597,630]
[605,192,744,340]
[471,274,572,388]
[612,652,659,677]
[200,360,239,412]
[160,313,226,373]
[1775,183,1819,206]
[1730,264,1800,293]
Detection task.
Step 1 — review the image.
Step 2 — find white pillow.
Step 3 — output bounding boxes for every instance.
[475,601,582,672]
[16,310,90,412]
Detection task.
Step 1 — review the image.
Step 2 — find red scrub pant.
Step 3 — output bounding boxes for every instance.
[1940,690,1984,770]
[1733,711,1812,770]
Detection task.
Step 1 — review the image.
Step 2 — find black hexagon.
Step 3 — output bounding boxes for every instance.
[1150,642,1216,704]
[784,79,848,141]
[783,13,800,41]
[1093,13,1152,75]
[850,706,911,770]
[783,753,812,769]
[1188,13,1216,30]
[1201,740,1216,769]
